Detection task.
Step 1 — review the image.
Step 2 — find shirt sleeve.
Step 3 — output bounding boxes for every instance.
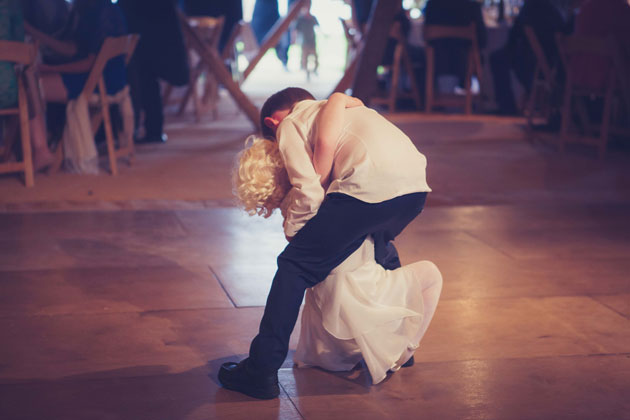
[277,119,325,238]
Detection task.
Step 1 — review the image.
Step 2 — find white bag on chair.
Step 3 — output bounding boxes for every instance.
[62,95,99,174]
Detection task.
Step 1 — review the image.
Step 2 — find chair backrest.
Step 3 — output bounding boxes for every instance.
[0,40,35,66]
[555,32,619,90]
[524,25,553,82]
[556,33,616,65]
[424,23,482,81]
[423,23,476,44]
[188,16,225,50]
[81,34,139,99]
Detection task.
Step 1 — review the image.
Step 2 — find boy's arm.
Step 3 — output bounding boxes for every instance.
[277,121,326,239]
[314,93,363,186]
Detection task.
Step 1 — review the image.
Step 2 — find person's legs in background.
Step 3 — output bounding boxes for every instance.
[130,47,166,144]
[138,62,165,143]
[490,47,519,115]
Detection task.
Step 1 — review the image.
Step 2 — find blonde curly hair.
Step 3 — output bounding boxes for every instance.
[233,136,291,218]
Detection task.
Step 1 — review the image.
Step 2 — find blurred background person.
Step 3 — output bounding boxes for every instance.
[119,0,189,143]
[1,0,57,170]
[21,0,69,148]
[293,0,319,80]
[489,0,570,116]
[422,0,487,95]
[250,0,299,69]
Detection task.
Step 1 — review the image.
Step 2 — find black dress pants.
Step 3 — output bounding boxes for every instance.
[248,192,428,373]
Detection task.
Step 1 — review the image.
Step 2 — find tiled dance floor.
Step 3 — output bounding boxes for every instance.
[1,201,629,419]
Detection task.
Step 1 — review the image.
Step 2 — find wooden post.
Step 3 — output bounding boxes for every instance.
[241,0,309,82]
[350,0,400,104]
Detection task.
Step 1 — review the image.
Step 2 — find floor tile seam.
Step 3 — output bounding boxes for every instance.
[0,305,244,320]
[0,368,220,387]
[453,229,517,259]
[0,200,237,213]
[173,211,194,235]
[280,383,307,420]
[587,295,630,320]
[0,264,220,276]
[1,352,628,388]
[0,262,227,273]
[2,199,628,214]
[0,293,618,319]
[409,224,630,234]
[460,229,630,261]
[444,224,630,234]
[208,265,237,308]
[303,351,630,371]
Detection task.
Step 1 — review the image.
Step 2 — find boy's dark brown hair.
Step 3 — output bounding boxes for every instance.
[260,87,315,140]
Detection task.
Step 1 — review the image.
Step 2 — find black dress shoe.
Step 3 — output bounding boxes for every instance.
[401,355,414,368]
[218,358,279,400]
[136,133,168,144]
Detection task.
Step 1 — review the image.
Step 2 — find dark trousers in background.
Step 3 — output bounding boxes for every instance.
[490,48,519,115]
[248,191,428,373]
[127,52,164,139]
[251,0,298,66]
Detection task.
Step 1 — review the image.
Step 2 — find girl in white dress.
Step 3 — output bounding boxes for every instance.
[234,137,442,384]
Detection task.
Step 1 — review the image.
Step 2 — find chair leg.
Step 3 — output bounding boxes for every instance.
[598,78,615,160]
[425,47,434,113]
[526,69,541,129]
[464,53,473,115]
[559,75,573,154]
[18,75,34,187]
[99,78,118,175]
[389,43,403,112]
[401,42,422,110]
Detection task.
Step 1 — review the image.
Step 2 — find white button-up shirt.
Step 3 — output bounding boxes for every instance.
[277,100,431,237]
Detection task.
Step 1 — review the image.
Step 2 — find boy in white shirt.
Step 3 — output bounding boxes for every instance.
[219,87,431,399]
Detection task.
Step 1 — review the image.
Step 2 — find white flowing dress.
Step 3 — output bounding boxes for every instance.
[293,236,442,384]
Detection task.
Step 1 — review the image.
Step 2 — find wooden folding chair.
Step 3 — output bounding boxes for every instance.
[424,23,482,114]
[556,33,624,160]
[178,13,260,129]
[164,16,224,121]
[50,34,139,175]
[0,41,35,187]
[524,25,560,130]
[370,22,422,112]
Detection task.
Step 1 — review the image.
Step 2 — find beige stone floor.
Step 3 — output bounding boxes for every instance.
[1,87,630,419]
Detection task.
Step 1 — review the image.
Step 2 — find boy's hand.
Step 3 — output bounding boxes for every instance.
[344,95,364,108]
[285,234,293,242]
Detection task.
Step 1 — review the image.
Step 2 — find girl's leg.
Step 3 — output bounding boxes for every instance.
[413,261,443,342]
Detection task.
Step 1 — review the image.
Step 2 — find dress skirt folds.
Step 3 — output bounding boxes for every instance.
[294,237,441,384]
